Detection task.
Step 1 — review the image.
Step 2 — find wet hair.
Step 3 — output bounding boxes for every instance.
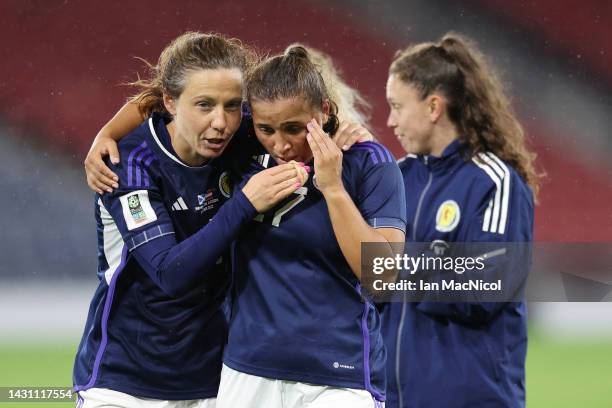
[246,45,340,135]
[128,31,257,117]
[390,32,540,196]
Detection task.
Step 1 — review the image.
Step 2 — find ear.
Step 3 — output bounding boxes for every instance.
[163,93,177,116]
[427,94,445,123]
[321,99,331,124]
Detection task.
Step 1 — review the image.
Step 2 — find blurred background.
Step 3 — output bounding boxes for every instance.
[0,0,611,406]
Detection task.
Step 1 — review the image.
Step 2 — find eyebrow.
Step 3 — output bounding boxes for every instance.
[192,95,215,102]
[280,121,305,127]
[254,120,305,128]
[191,96,242,104]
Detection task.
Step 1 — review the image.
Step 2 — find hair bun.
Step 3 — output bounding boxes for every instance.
[285,45,309,59]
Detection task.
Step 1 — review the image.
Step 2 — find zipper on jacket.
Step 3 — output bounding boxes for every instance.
[396,163,433,408]
[411,163,432,242]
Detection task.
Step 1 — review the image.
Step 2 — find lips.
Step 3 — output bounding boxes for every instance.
[275,156,297,164]
[203,138,227,150]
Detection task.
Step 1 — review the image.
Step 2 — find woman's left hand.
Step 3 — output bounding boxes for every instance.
[306,119,344,195]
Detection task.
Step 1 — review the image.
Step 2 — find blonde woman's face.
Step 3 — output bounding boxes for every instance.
[164,68,243,165]
[250,97,326,164]
[386,74,434,155]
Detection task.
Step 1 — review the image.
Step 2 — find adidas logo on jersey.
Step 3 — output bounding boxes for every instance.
[171,197,188,211]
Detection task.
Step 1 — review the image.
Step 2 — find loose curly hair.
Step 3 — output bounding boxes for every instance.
[390,32,541,196]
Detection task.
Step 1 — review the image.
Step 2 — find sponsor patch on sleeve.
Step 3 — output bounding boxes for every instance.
[119,190,158,231]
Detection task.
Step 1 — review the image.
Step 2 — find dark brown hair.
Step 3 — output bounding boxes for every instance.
[246,45,340,134]
[129,31,257,117]
[390,32,540,196]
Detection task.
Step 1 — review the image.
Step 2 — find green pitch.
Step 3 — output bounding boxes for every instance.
[0,333,611,407]
[526,331,612,407]
[0,343,76,408]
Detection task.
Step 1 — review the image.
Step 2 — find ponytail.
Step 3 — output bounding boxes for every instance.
[390,32,540,196]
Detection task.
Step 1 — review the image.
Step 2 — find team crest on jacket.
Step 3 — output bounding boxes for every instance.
[435,200,461,232]
[218,172,231,198]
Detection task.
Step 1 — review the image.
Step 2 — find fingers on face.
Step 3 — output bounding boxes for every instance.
[307,120,332,156]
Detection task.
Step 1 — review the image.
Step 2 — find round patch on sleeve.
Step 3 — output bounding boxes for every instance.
[435,200,461,232]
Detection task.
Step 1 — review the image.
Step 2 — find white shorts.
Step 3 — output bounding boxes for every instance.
[76,388,216,408]
[216,364,384,408]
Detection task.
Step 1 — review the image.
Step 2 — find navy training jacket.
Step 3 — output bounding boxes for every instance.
[381,140,534,408]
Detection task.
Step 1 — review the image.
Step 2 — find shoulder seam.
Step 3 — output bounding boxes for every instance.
[126,141,156,188]
[350,142,394,164]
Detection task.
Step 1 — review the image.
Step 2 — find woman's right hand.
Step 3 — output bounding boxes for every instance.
[242,163,309,213]
[85,136,120,194]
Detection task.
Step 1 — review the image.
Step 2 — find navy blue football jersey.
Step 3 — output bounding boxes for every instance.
[73,113,254,399]
[223,132,407,401]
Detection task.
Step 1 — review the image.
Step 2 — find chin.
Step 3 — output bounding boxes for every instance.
[200,148,225,160]
[401,141,424,156]
[400,143,416,155]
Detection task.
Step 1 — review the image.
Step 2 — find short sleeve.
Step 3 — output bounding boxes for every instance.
[351,142,407,233]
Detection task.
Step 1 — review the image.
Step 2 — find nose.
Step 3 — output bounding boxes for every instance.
[211,107,227,134]
[386,111,396,128]
[272,134,292,156]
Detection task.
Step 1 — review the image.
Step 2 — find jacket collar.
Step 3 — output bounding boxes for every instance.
[417,139,463,173]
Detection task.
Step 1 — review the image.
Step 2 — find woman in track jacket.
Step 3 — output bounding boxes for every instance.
[382,32,539,408]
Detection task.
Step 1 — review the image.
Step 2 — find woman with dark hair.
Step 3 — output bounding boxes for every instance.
[383,32,538,408]
[215,45,405,407]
